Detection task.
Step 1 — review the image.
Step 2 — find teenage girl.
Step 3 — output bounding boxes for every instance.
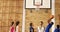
[9,22,15,32]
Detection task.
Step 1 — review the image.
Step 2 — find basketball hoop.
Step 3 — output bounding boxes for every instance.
[34,2,41,11]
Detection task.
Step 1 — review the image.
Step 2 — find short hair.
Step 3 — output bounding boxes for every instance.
[57,25,59,28]
[16,21,20,26]
[51,22,54,25]
[40,21,43,24]
[30,23,32,26]
[11,22,14,26]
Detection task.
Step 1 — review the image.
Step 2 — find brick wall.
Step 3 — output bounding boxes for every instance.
[0,0,23,32]
[0,0,60,32]
[25,9,51,32]
[55,0,60,25]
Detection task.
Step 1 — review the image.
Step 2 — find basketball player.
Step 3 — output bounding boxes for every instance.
[45,15,54,32]
[15,21,20,32]
[30,23,34,32]
[59,26,60,31]
[9,22,15,32]
[37,21,45,32]
[54,25,60,32]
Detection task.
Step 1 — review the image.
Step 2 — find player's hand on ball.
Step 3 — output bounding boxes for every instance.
[50,15,54,19]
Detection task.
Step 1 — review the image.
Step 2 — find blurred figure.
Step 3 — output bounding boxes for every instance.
[37,21,45,32]
[9,22,15,32]
[45,15,54,32]
[54,25,60,32]
[30,23,34,32]
[16,21,20,32]
[59,26,60,31]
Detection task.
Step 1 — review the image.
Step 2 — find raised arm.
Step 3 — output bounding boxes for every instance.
[48,15,54,23]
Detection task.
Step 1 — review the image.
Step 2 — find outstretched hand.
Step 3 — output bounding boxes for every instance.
[48,15,54,23]
[50,15,54,19]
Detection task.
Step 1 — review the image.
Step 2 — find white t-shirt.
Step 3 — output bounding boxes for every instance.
[16,26,18,32]
[37,26,45,32]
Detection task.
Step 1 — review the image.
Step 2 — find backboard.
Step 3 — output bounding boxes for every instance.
[25,0,51,8]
